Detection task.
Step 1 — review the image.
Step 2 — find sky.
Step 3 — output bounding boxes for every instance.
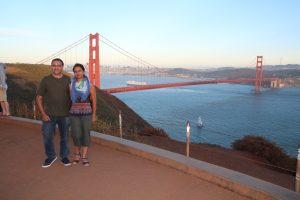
[1,0,299,68]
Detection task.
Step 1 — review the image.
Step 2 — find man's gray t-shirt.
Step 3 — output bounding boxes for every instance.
[37,74,71,117]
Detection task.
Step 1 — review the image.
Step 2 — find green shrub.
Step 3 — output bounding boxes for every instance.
[232,135,296,171]
[137,127,169,137]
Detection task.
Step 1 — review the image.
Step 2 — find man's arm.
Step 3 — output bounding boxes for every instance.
[36,95,50,122]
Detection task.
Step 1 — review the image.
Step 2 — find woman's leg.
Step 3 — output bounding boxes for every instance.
[70,116,82,146]
[74,146,81,155]
[73,146,81,164]
[0,89,5,115]
[0,89,9,116]
[81,115,92,166]
[81,146,89,166]
[82,146,88,160]
[70,116,82,164]
[0,101,6,115]
[4,101,10,115]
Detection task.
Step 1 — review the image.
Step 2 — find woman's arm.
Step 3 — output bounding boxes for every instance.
[90,84,97,123]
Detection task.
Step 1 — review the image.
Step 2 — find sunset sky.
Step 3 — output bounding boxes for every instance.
[1,0,299,68]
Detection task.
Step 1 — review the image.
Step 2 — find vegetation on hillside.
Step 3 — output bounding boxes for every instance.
[232,135,296,171]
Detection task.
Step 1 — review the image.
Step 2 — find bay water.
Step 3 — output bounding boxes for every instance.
[101,74,300,157]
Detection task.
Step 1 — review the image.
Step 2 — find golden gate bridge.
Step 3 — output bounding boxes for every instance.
[37,33,277,93]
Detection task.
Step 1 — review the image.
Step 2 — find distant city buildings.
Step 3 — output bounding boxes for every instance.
[271,79,285,88]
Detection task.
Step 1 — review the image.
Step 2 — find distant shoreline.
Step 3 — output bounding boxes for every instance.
[101,72,300,87]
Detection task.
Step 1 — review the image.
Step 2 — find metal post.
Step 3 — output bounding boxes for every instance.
[296,145,300,192]
[32,100,36,120]
[119,110,123,138]
[186,121,190,157]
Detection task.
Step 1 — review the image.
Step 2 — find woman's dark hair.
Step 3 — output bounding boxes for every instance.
[73,63,85,72]
[51,58,64,66]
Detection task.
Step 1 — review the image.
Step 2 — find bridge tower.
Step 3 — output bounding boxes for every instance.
[255,56,263,92]
[89,33,100,88]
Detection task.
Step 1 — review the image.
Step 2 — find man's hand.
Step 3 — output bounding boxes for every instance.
[42,113,50,122]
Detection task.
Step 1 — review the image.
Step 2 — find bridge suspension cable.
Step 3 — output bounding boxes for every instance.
[99,34,159,69]
[36,34,89,64]
[244,57,257,68]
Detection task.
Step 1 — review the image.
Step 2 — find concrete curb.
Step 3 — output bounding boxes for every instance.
[7,116,300,200]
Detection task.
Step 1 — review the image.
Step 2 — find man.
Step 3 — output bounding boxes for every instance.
[36,58,71,168]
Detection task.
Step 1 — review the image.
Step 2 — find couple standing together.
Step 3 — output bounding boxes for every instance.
[36,58,97,168]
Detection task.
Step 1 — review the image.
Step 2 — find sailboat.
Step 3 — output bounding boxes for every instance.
[197,116,203,128]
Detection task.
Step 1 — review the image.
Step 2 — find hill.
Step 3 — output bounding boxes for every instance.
[165,66,300,79]
[5,63,167,137]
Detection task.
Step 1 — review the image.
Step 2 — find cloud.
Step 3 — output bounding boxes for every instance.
[0,28,45,38]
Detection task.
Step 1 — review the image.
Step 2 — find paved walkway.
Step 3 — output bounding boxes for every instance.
[0,119,249,200]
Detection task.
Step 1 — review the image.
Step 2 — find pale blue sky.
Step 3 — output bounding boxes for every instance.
[1,0,299,68]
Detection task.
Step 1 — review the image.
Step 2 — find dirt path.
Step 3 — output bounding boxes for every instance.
[0,119,249,200]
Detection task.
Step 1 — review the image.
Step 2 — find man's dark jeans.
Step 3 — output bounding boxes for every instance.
[42,116,69,159]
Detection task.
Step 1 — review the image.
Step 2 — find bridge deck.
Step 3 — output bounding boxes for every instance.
[0,119,248,200]
[103,78,276,93]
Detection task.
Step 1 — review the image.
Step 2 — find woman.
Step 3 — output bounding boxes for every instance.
[0,63,10,116]
[69,63,96,166]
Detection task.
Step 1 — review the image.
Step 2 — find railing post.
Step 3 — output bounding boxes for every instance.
[296,144,300,192]
[186,121,190,157]
[119,110,123,138]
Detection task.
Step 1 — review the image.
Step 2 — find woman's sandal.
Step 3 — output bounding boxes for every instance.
[82,157,90,167]
[72,153,81,164]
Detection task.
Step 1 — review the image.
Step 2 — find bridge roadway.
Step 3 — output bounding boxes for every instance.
[0,118,249,200]
[103,78,276,93]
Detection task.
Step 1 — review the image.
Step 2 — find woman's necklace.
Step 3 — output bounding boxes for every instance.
[76,79,84,89]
